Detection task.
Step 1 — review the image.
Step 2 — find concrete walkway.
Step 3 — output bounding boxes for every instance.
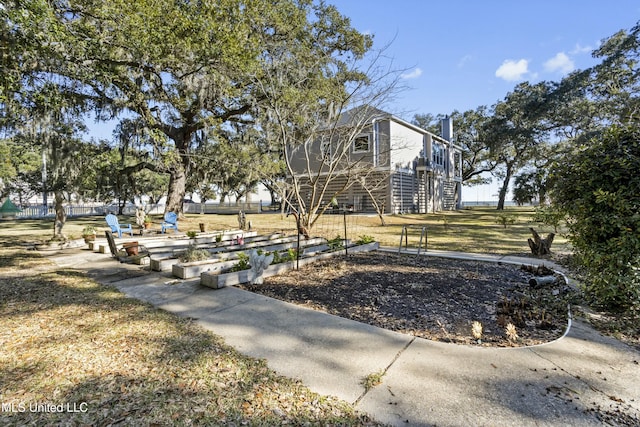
[47,248,640,426]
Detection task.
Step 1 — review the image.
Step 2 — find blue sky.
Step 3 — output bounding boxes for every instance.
[330,0,640,119]
[327,1,640,200]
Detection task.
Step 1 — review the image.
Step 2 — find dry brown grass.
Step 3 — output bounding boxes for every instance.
[0,206,569,426]
[177,207,569,256]
[0,247,377,426]
[3,206,567,256]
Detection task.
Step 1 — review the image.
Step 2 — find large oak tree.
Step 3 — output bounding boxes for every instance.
[3,0,372,214]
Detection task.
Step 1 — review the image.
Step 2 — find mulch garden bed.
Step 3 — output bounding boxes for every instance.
[241,251,579,347]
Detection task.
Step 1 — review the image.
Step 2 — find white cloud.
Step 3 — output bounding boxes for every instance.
[570,43,592,55]
[401,67,423,80]
[544,52,575,74]
[457,54,473,68]
[495,59,529,81]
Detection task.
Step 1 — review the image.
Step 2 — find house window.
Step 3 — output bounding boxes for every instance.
[353,134,370,153]
[454,152,462,177]
[320,138,332,160]
[432,142,444,167]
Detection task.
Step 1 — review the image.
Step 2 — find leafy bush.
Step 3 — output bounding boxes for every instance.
[271,248,298,264]
[186,230,197,239]
[82,225,96,237]
[549,125,640,310]
[286,248,297,261]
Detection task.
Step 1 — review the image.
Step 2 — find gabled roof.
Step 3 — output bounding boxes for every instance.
[334,105,390,127]
[336,105,462,150]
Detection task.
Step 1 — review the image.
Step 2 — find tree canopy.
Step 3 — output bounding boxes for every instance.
[2,0,372,214]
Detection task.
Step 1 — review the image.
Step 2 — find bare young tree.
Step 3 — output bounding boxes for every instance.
[357,172,390,226]
[256,41,405,231]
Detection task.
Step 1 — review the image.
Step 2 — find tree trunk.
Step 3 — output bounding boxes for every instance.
[268,187,277,205]
[165,167,186,215]
[53,191,66,239]
[496,166,513,210]
[527,227,555,256]
[371,199,386,226]
[164,131,193,215]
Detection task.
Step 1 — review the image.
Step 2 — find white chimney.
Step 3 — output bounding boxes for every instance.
[441,116,453,142]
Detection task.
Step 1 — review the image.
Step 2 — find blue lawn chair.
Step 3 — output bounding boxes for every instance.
[161,211,179,234]
[105,213,134,238]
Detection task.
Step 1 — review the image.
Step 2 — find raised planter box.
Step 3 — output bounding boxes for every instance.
[150,234,319,272]
[149,233,278,272]
[98,229,257,254]
[172,259,239,279]
[170,238,328,278]
[201,242,379,289]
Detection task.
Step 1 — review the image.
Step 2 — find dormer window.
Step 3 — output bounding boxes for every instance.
[353,134,370,153]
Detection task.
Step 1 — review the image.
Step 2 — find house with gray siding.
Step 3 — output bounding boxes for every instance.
[287,107,463,214]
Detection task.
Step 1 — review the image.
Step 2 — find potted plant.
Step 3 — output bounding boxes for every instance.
[143,216,152,229]
[122,241,139,256]
[82,225,97,243]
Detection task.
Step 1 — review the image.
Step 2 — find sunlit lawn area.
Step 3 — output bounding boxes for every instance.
[2,206,568,257]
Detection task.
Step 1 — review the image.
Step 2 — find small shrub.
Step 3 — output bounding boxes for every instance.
[285,248,297,261]
[82,225,96,239]
[82,225,96,237]
[438,215,451,231]
[496,213,517,228]
[356,235,375,245]
[532,206,564,233]
[505,323,519,342]
[186,230,197,239]
[327,235,344,251]
[179,244,210,263]
[362,370,385,391]
[271,248,298,264]
[230,252,250,272]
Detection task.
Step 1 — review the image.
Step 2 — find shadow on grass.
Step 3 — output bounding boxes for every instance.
[0,370,370,427]
[0,249,47,269]
[0,253,374,427]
